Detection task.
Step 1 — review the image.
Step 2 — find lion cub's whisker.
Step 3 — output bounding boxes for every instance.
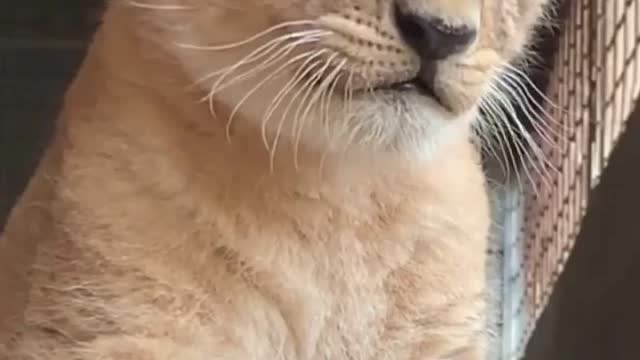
[293,58,346,170]
[202,34,326,121]
[174,20,318,52]
[208,33,329,94]
[127,1,196,11]
[188,29,327,120]
[225,50,323,143]
[262,50,330,153]
[269,59,326,171]
[193,30,329,90]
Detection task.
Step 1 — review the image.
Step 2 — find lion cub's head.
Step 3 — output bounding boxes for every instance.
[130,0,549,158]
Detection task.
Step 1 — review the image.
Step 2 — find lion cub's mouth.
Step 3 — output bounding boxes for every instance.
[300,66,447,111]
[384,79,442,105]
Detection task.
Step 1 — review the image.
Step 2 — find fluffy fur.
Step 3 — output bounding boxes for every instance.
[0,0,549,359]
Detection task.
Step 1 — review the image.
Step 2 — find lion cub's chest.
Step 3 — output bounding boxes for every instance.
[22,148,487,359]
[76,178,486,360]
[180,216,484,360]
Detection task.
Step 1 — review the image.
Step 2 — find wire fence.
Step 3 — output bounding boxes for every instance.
[506,0,640,357]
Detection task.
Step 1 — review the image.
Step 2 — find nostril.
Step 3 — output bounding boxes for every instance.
[393,2,477,61]
[394,7,427,45]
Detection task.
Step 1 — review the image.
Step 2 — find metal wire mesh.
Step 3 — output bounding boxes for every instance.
[511,0,640,356]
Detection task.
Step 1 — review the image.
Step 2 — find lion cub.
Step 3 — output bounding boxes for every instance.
[1,0,548,358]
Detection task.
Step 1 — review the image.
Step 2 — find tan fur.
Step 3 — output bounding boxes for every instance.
[1,0,548,359]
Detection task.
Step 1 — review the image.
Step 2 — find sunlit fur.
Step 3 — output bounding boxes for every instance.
[1,0,551,359]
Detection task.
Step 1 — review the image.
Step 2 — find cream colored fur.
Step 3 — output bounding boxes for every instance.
[0,0,548,359]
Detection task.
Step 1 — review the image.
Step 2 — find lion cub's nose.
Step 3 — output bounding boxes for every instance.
[393,3,477,62]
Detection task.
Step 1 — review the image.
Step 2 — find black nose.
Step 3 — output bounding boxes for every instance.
[393,4,477,62]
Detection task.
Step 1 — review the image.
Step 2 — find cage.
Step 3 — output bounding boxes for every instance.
[499,0,640,358]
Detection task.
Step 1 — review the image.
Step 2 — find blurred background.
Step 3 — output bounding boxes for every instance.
[1,1,639,359]
[0,0,103,225]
